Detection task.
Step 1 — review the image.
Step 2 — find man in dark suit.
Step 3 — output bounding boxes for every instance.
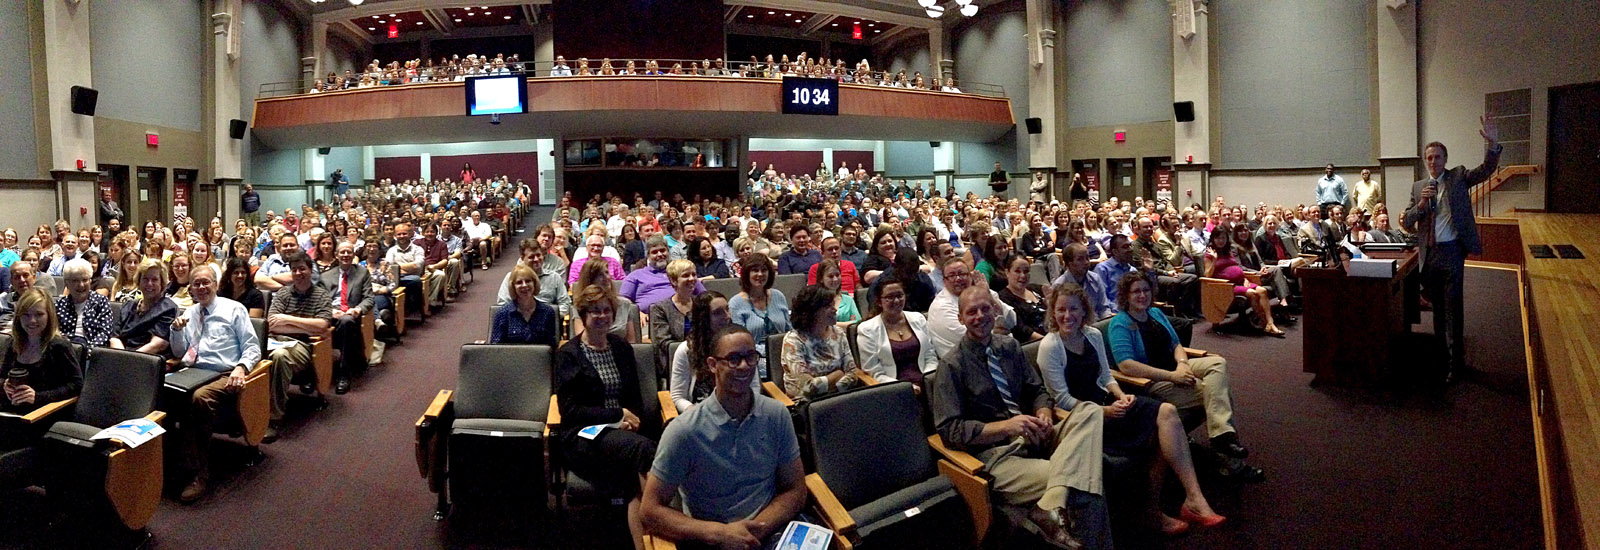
[319,241,373,394]
[1402,117,1501,383]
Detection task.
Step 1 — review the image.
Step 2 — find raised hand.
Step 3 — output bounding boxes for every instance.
[1479,115,1499,147]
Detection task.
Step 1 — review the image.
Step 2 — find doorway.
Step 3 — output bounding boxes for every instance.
[1071,159,1100,203]
[1143,157,1174,207]
[97,164,130,228]
[136,167,167,227]
[1547,82,1600,213]
[1107,158,1137,204]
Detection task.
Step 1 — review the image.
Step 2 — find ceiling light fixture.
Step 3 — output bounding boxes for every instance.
[367,27,375,30]
[347,0,363,5]
[484,10,491,14]
[875,29,882,33]
[378,19,386,23]
[504,15,511,19]
[417,21,424,25]
[767,11,775,14]
[959,3,977,16]
[455,18,461,21]
[831,22,838,26]
[954,0,971,5]
[918,0,935,6]
[795,19,802,23]
[372,15,379,19]
[746,14,753,17]
[924,4,943,17]
[867,23,874,26]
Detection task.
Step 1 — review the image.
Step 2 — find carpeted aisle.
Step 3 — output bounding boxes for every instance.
[145,207,561,550]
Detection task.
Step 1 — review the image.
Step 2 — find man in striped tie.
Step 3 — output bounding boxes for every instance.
[928,286,1110,550]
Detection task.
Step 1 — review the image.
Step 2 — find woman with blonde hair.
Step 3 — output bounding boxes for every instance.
[2,288,82,417]
[491,263,558,345]
[110,249,145,304]
[109,258,179,356]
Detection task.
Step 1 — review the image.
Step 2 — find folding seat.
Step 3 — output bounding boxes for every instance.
[160,319,274,464]
[415,344,553,520]
[548,343,659,513]
[804,382,980,549]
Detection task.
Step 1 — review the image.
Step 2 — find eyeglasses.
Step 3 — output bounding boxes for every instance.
[714,351,762,368]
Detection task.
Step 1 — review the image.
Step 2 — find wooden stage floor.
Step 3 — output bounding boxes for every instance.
[1513,212,1600,550]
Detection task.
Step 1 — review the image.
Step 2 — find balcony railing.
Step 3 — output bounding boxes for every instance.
[258,58,1006,100]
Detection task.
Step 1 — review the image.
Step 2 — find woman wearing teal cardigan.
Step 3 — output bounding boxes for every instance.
[1105,273,1264,482]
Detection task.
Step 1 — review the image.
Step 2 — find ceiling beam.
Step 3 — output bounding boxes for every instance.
[800,13,837,34]
[312,1,550,25]
[725,5,743,24]
[423,9,454,35]
[522,4,538,26]
[871,24,914,46]
[334,20,373,46]
[731,0,930,29]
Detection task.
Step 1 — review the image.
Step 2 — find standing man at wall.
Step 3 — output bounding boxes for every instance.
[988,162,1011,198]
[1314,164,1348,221]
[241,184,261,228]
[1402,117,1501,385]
[99,188,123,227]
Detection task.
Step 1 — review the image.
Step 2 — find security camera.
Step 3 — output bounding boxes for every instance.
[490,113,501,125]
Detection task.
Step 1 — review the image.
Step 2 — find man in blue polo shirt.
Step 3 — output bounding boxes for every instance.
[642,325,806,549]
[775,225,821,275]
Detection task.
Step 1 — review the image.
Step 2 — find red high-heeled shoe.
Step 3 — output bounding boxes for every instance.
[1179,506,1227,528]
[1160,516,1191,536]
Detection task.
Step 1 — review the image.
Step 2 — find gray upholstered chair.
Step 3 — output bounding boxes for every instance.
[804,381,981,549]
[415,344,553,520]
[701,277,740,299]
[41,347,167,536]
[773,273,807,305]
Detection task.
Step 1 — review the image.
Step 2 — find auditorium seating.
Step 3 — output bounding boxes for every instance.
[803,382,980,549]
[40,347,167,537]
[414,344,554,520]
[547,343,660,514]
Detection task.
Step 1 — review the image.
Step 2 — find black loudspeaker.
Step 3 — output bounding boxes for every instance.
[929,141,940,148]
[1024,117,1042,134]
[69,86,98,116]
[229,119,247,139]
[317,147,331,155]
[1174,101,1195,123]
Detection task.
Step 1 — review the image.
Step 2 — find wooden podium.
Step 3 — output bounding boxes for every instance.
[1294,249,1419,386]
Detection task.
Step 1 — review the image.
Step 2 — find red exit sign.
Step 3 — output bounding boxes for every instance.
[146,132,159,146]
[387,24,398,38]
[1113,131,1126,142]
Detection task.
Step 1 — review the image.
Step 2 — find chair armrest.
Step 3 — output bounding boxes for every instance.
[762,382,794,407]
[927,435,985,475]
[309,328,335,396]
[164,358,184,373]
[104,411,167,530]
[16,397,77,424]
[1111,371,1151,390]
[642,536,677,550]
[640,312,651,344]
[1183,347,1208,358]
[1198,277,1230,285]
[1244,272,1263,285]
[805,473,858,541]
[853,369,878,387]
[937,459,992,546]
[416,390,453,478]
[545,395,561,437]
[657,390,678,424]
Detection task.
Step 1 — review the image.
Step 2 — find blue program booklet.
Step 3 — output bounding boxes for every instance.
[777,521,833,550]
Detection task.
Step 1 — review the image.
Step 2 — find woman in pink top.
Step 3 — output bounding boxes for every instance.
[567,234,625,285]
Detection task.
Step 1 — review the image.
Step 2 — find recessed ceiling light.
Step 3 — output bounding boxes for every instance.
[504,15,511,19]
[875,29,881,32]
[768,11,775,14]
[454,18,461,21]
[484,10,491,14]
[746,14,753,17]
[795,19,802,23]
[371,15,379,19]
[853,21,860,24]
[388,13,395,17]
[417,21,424,25]
[784,12,791,16]
[368,27,375,30]
[481,6,488,9]
[868,23,875,26]
[831,22,838,26]
[378,19,386,23]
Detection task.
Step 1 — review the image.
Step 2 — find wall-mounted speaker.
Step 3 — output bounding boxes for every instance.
[1024,117,1042,134]
[69,86,98,116]
[929,141,940,148]
[1174,101,1195,123]
[317,147,331,155]
[229,119,247,139]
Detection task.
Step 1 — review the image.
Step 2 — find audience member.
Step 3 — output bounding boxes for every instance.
[263,251,333,441]
[171,262,260,502]
[54,259,113,347]
[108,258,177,355]
[778,285,860,399]
[728,253,790,365]
[320,242,373,393]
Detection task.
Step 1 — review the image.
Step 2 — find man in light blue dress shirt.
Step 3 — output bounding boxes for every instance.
[1314,163,1348,221]
[171,263,260,502]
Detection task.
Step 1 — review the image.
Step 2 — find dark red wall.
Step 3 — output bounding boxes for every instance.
[374,156,421,181]
[749,151,824,179]
[552,0,725,62]
[832,150,875,174]
[430,152,540,185]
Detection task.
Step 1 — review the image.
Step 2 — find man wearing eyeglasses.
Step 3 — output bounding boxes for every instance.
[642,326,807,550]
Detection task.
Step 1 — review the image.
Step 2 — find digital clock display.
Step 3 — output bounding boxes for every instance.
[782,77,839,116]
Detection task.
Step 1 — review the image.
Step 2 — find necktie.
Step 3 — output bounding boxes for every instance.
[986,347,1022,416]
[339,269,349,311]
[183,307,209,366]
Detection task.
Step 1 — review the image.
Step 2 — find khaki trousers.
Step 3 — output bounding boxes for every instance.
[185,375,241,472]
[268,340,312,421]
[1145,355,1235,439]
[976,401,1105,511]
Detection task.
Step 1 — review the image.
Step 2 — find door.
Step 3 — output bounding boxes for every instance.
[1547,82,1600,213]
[1071,159,1100,202]
[136,167,167,227]
[1143,157,1174,206]
[173,169,197,220]
[1107,158,1137,205]
[97,164,130,228]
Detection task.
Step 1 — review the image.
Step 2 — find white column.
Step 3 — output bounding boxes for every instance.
[39,0,94,172]
[211,0,243,181]
[361,145,375,184]
[1172,1,1211,202]
[1025,0,1059,173]
[1375,0,1418,206]
[418,153,432,182]
[535,139,556,204]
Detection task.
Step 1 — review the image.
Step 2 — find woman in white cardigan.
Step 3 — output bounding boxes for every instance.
[1037,282,1225,535]
[855,276,939,392]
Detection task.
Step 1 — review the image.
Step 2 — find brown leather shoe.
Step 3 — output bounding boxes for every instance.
[1026,507,1085,550]
[179,474,208,504]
